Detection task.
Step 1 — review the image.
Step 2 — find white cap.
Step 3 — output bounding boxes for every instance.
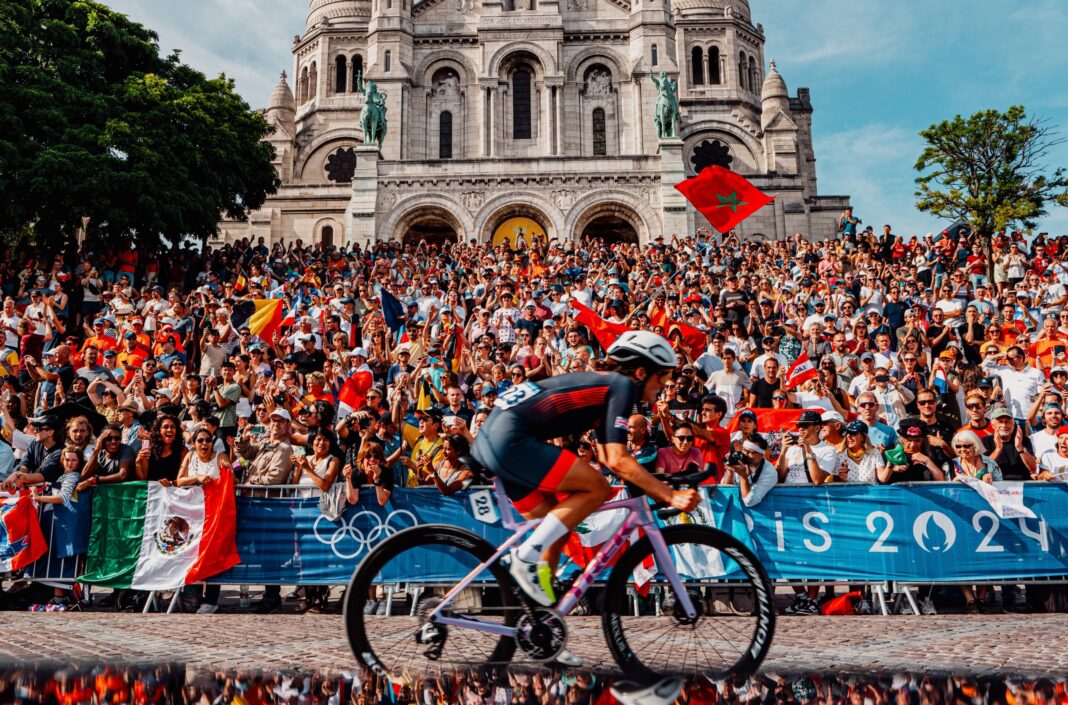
[270,408,292,422]
[820,410,844,424]
[349,347,368,357]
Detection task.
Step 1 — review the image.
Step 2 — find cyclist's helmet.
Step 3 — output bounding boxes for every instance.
[607,330,678,371]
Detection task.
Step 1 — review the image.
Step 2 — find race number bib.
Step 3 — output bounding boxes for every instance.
[494,381,542,410]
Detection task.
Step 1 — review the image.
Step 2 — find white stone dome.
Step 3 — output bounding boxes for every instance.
[266,71,296,126]
[671,0,750,21]
[306,0,367,32]
[761,59,788,103]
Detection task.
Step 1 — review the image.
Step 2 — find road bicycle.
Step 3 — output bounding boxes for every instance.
[344,463,775,683]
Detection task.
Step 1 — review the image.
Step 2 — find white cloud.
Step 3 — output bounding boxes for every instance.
[760,0,915,69]
[106,0,304,106]
[814,124,934,236]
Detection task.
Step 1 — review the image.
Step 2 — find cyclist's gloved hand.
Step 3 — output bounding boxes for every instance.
[670,488,700,513]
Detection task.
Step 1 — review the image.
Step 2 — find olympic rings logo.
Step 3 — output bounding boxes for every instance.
[313,509,419,559]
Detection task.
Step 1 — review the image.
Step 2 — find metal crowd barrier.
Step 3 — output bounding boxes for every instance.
[17,482,1068,617]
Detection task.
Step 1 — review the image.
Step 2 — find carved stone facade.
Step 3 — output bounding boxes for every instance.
[216,0,849,247]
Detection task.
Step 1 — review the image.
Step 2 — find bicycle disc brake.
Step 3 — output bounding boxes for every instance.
[515,608,567,662]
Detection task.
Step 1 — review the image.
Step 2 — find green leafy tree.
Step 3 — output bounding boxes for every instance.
[915,105,1068,242]
[0,0,279,251]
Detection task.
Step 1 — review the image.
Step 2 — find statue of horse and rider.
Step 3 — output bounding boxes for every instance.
[651,72,681,140]
[360,81,388,149]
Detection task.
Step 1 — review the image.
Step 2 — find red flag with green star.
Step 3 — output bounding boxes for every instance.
[674,165,774,234]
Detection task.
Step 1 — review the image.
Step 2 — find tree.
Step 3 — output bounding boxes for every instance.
[915,105,1068,241]
[0,0,279,251]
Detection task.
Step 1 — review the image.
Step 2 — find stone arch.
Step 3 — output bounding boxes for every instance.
[378,195,475,243]
[487,42,555,78]
[473,193,562,245]
[564,191,658,245]
[413,50,479,87]
[680,119,763,175]
[564,47,627,83]
[706,43,722,84]
[296,133,362,181]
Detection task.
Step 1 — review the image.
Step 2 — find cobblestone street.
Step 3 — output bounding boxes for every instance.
[1,613,1065,677]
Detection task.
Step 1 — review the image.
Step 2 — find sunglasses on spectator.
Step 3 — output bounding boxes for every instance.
[857,401,877,408]
[674,435,694,442]
[953,444,972,450]
[917,398,937,405]
[966,403,986,410]
[773,395,787,400]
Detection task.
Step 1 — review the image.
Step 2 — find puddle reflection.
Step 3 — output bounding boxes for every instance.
[0,666,1063,705]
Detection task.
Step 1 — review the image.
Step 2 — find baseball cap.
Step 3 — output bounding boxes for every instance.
[844,420,868,435]
[349,347,369,357]
[796,410,823,427]
[860,352,875,362]
[820,410,844,425]
[977,377,995,389]
[989,406,1014,420]
[270,408,292,422]
[416,407,444,422]
[29,415,62,430]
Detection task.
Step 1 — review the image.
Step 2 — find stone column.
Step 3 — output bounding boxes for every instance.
[544,77,564,155]
[345,145,383,247]
[657,138,688,241]
[479,79,495,157]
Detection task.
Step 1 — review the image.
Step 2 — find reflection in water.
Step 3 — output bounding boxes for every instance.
[0,666,1063,705]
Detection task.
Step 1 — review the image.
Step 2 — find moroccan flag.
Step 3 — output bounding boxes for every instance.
[338,368,374,417]
[675,165,774,234]
[80,475,240,590]
[0,492,48,572]
[571,299,629,350]
[231,299,284,343]
[782,351,819,390]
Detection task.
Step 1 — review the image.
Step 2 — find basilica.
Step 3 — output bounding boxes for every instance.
[214,0,850,247]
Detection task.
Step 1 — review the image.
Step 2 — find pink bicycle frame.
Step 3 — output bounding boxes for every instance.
[427,480,699,637]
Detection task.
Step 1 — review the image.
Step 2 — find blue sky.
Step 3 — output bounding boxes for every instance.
[105,0,1068,237]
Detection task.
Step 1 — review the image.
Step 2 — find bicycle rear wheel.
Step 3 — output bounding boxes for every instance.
[344,524,518,678]
[602,525,775,682]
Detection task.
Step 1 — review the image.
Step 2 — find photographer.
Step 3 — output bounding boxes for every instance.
[722,435,776,507]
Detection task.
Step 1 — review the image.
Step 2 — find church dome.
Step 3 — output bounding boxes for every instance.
[671,0,750,21]
[266,71,296,127]
[760,59,788,103]
[306,0,366,33]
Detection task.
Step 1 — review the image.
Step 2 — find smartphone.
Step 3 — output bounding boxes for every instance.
[292,445,307,458]
[1056,346,1065,357]
[249,424,266,437]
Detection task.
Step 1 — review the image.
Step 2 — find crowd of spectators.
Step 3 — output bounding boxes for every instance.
[1,214,1067,615]
[2,664,1063,705]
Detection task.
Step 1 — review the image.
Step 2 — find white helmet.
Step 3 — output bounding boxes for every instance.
[610,679,684,705]
[607,330,678,371]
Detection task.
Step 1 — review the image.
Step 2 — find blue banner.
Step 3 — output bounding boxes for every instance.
[213,489,512,585]
[24,483,1068,586]
[707,484,1068,582]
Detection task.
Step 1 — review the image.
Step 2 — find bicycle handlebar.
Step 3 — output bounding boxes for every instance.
[651,467,714,519]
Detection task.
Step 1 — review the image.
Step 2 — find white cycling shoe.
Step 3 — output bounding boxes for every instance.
[508,549,554,607]
[554,649,583,668]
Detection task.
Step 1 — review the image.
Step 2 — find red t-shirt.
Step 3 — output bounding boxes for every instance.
[696,424,730,482]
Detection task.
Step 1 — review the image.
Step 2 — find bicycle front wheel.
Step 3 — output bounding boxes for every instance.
[344,524,518,679]
[602,525,775,682]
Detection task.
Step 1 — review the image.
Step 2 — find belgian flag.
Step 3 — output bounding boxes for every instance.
[231,299,284,343]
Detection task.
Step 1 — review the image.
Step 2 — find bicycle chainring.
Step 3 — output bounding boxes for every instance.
[515,608,567,662]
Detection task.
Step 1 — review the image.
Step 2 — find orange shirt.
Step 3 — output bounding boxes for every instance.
[82,334,118,352]
[1028,336,1068,372]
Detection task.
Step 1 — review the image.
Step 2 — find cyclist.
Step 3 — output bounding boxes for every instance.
[471,330,701,609]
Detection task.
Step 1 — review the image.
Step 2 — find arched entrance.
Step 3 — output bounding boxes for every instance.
[582,214,638,245]
[572,202,646,245]
[491,216,547,249]
[397,206,461,247]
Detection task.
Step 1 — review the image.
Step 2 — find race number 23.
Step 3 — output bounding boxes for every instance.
[494,381,542,410]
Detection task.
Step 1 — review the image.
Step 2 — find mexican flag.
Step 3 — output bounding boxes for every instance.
[80,473,239,590]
